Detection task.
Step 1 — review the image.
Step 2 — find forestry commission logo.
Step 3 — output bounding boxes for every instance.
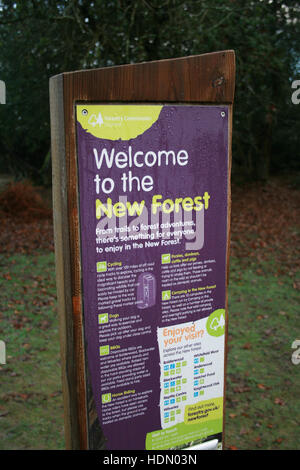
[77,104,162,140]
[0,80,5,104]
[88,111,104,127]
[206,309,225,337]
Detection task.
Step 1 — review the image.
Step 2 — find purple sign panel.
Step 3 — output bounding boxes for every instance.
[75,105,229,450]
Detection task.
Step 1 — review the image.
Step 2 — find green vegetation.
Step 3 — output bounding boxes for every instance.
[0,0,299,182]
[226,257,300,450]
[0,253,64,450]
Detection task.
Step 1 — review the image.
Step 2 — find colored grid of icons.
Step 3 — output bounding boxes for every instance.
[162,356,207,423]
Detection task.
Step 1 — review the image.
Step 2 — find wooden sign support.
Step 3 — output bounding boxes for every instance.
[50,51,235,451]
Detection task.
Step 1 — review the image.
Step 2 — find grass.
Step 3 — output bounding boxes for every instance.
[0,253,64,450]
[225,256,300,450]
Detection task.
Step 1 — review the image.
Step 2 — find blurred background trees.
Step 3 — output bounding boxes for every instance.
[0,0,299,184]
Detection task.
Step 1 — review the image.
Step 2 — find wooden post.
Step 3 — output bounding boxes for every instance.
[50,51,235,450]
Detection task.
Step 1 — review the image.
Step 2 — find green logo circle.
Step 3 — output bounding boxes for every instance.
[206,309,225,337]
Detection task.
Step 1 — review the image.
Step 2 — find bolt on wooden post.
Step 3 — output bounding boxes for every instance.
[49,51,235,450]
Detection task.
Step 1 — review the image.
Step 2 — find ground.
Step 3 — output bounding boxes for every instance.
[0,176,299,450]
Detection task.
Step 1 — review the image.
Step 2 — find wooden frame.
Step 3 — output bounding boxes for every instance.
[49,50,235,450]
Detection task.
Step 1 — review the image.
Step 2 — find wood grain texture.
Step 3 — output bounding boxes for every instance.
[60,50,235,104]
[49,75,84,449]
[50,50,235,450]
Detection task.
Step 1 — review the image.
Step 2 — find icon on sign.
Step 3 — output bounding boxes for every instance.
[88,112,104,127]
[99,345,110,356]
[97,261,107,273]
[210,315,225,331]
[162,290,171,301]
[98,313,108,325]
[206,309,226,337]
[102,393,111,404]
[161,253,171,264]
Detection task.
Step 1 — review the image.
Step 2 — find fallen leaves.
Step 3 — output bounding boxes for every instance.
[274,438,284,444]
[257,383,271,390]
[3,273,12,280]
[0,217,54,254]
[230,178,300,275]
[0,181,52,222]
[233,386,251,393]
[239,427,249,435]
[0,181,53,255]
[274,397,285,406]
[0,390,61,406]
[1,391,33,402]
